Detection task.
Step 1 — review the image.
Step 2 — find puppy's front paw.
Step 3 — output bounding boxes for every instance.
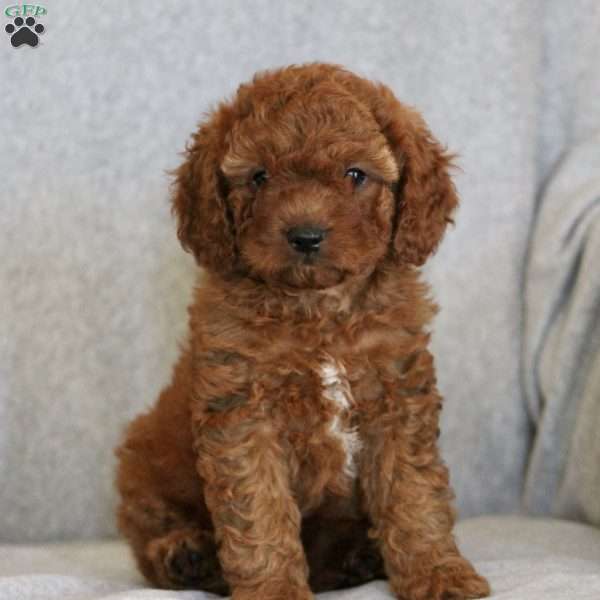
[232,581,314,600]
[390,555,489,600]
[427,556,490,600]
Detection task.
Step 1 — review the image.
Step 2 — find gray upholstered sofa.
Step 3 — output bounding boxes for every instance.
[1,1,599,598]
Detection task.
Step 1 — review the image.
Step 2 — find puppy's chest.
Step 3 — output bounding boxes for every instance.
[316,357,362,479]
[273,355,364,483]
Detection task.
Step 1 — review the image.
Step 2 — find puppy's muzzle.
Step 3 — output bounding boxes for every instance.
[286,226,327,255]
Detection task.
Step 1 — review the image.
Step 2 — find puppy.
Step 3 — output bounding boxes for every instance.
[116,63,490,600]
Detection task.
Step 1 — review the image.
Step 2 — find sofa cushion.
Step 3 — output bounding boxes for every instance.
[1,516,599,599]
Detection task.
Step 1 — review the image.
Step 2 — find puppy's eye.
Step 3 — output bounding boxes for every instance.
[344,167,368,187]
[250,169,268,189]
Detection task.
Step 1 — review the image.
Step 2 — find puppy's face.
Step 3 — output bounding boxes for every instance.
[172,64,458,289]
[221,92,398,289]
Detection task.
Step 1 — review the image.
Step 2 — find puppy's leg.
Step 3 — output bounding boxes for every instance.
[196,414,313,600]
[359,393,490,600]
[116,397,227,593]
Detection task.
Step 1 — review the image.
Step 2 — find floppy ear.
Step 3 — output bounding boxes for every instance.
[372,86,458,266]
[171,109,237,273]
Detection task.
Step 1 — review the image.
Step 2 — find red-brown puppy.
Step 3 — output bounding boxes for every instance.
[116,63,490,600]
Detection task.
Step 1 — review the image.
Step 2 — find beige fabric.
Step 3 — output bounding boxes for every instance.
[1,517,600,599]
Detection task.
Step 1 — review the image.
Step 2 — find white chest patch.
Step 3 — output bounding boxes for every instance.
[319,357,362,478]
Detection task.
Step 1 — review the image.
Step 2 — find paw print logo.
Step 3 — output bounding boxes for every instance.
[5,16,45,47]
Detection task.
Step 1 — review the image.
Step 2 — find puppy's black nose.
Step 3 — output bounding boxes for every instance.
[286,226,326,254]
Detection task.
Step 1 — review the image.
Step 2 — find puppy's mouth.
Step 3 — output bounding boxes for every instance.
[300,254,317,266]
[277,261,347,290]
[239,229,356,290]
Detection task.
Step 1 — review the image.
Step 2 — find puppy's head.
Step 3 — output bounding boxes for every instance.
[172,63,457,289]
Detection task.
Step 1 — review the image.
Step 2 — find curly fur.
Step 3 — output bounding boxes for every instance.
[115,63,490,600]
